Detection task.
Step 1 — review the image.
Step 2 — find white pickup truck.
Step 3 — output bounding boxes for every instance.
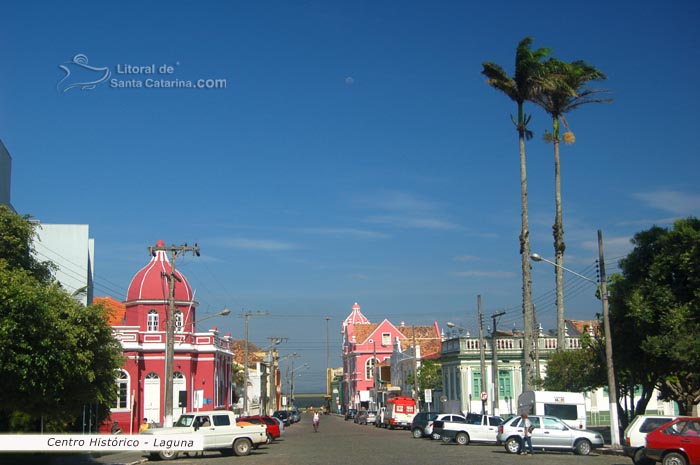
[140,410,267,460]
[433,413,504,445]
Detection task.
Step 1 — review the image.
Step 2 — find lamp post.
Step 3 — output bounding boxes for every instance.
[279,353,299,408]
[193,308,231,330]
[531,230,620,449]
[289,363,309,408]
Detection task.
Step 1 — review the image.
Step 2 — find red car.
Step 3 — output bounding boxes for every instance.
[238,415,281,443]
[644,417,700,465]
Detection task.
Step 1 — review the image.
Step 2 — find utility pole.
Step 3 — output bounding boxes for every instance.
[240,310,267,414]
[325,316,331,408]
[147,242,200,428]
[478,295,487,415]
[491,310,505,416]
[598,230,620,448]
[412,325,419,404]
[373,341,378,410]
[533,304,540,384]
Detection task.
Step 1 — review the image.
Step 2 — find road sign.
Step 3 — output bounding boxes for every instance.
[480,391,488,401]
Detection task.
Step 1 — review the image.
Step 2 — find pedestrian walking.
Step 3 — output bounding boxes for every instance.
[520,412,534,455]
[312,410,320,432]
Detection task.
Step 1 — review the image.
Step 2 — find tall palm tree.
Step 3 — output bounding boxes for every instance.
[532,59,611,352]
[482,37,553,391]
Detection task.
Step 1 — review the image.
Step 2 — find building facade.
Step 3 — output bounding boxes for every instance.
[341,302,441,411]
[440,320,675,423]
[107,240,234,432]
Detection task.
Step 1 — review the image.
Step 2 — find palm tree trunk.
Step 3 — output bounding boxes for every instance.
[552,117,566,351]
[518,103,534,391]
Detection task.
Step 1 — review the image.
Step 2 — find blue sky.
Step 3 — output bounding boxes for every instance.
[2,1,699,392]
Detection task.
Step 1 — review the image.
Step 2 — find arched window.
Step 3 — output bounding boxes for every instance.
[147,310,159,332]
[365,358,377,380]
[174,311,183,333]
[115,370,129,409]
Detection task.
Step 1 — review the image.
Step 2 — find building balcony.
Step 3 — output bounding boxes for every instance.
[112,326,233,352]
[441,335,582,359]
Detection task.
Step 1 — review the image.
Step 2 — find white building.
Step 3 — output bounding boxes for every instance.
[33,223,95,306]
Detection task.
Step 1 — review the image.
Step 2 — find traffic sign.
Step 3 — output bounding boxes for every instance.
[480,391,488,401]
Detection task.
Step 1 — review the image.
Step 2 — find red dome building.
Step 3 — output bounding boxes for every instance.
[107,240,234,433]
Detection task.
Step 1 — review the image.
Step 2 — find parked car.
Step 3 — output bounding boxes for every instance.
[345,408,358,421]
[411,411,440,438]
[273,410,292,426]
[270,416,285,436]
[643,417,700,465]
[238,415,281,443]
[363,410,377,425]
[623,415,676,465]
[289,408,301,423]
[439,413,503,445]
[355,410,377,425]
[429,414,466,440]
[497,414,604,455]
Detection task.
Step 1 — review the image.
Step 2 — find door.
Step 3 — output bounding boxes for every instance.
[542,416,571,449]
[144,373,160,424]
[194,415,217,448]
[172,372,185,423]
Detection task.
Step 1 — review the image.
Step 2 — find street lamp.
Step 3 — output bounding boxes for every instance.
[289,363,309,408]
[531,230,620,449]
[279,353,299,408]
[193,308,231,330]
[446,322,469,337]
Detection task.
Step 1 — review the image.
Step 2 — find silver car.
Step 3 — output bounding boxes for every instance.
[497,415,604,455]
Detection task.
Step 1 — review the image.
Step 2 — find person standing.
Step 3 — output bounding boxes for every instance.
[312,410,320,432]
[520,413,534,455]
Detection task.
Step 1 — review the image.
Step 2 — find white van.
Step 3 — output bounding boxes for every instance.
[518,390,586,429]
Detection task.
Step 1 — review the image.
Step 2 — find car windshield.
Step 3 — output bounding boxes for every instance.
[174,415,194,427]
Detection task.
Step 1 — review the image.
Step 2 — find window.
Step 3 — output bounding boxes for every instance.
[213,415,231,426]
[396,405,404,413]
[174,311,183,332]
[147,310,159,332]
[382,333,391,346]
[365,358,377,380]
[498,369,512,398]
[544,403,578,421]
[472,371,482,395]
[115,370,129,409]
[406,405,414,414]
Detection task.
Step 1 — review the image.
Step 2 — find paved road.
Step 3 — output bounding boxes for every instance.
[12,414,632,465]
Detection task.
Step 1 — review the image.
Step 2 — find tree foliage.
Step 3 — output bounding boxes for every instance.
[417,359,442,392]
[608,218,700,415]
[0,206,123,431]
[543,332,606,392]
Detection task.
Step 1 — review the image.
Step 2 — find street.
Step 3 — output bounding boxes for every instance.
[36,413,634,465]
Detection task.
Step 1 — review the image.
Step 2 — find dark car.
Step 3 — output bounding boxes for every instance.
[273,410,292,426]
[238,415,281,443]
[411,411,440,438]
[345,408,358,421]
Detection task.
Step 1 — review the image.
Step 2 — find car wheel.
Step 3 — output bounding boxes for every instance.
[456,432,470,446]
[505,437,522,454]
[158,449,179,460]
[412,428,423,439]
[574,439,592,456]
[663,452,688,465]
[233,438,252,457]
[442,436,452,444]
[266,433,273,444]
[634,447,655,465]
[431,433,441,440]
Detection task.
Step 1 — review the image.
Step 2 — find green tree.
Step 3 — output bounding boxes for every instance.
[0,206,123,431]
[417,359,442,392]
[532,60,611,350]
[608,218,700,415]
[543,330,606,392]
[482,37,553,388]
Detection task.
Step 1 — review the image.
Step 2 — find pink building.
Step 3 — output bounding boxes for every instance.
[105,240,234,433]
[341,302,441,411]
